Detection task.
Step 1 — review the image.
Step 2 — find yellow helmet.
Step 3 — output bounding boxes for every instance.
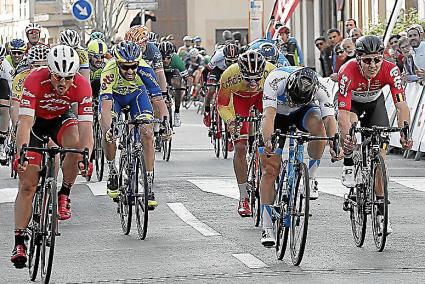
[125,25,150,45]
[88,39,108,55]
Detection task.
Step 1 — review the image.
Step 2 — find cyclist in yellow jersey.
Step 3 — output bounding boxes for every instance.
[59,29,90,80]
[5,39,26,72]
[87,39,108,98]
[217,51,276,217]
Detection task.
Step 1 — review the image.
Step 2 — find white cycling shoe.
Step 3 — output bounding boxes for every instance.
[261,227,276,247]
[310,178,319,200]
[174,113,181,127]
[341,165,356,188]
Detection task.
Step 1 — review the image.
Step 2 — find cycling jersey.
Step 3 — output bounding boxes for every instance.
[217,62,276,123]
[12,68,31,102]
[19,67,93,121]
[263,66,335,118]
[142,42,163,70]
[163,54,188,77]
[5,55,18,70]
[337,59,404,112]
[76,47,89,70]
[90,62,105,81]
[15,59,30,76]
[207,48,227,71]
[0,58,14,90]
[248,39,290,67]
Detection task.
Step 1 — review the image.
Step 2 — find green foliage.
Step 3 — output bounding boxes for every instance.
[366,8,425,36]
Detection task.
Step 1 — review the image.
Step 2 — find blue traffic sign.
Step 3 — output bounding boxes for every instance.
[72,0,93,22]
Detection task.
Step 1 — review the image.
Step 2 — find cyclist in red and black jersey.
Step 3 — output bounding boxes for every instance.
[338,35,412,197]
[11,45,93,267]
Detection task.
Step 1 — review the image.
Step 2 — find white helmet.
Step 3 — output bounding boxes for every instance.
[188,48,199,58]
[183,35,192,41]
[25,23,42,33]
[47,45,80,77]
[59,29,81,48]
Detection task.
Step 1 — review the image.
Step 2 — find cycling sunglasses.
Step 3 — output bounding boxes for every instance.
[118,63,139,71]
[51,73,74,82]
[27,30,40,35]
[91,54,105,60]
[11,51,25,56]
[360,56,383,65]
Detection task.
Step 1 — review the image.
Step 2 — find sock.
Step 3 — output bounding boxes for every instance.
[308,159,320,180]
[238,183,248,199]
[343,152,354,166]
[261,204,273,229]
[146,171,154,177]
[107,160,117,172]
[59,184,71,196]
[204,105,210,113]
[14,229,26,246]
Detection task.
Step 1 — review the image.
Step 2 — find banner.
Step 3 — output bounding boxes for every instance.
[268,0,300,38]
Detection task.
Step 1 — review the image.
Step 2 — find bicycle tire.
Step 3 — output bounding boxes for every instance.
[94,122,105,181]
[275,160,289,260]
[162,137,172,162]
[28,188,41,281]
[290,162,310,266]
[118,149,132,235]
[221,119,228,159]
[350,151,367,247]
[371,154,389,252]
[40,179,57,284]
[135,149,149,240]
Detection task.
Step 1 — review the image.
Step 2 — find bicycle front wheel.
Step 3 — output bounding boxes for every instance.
[275,160,289,260]
[213,112,221,158]
[290,162,310,266]
[118,151,132,235]
[94,122,105,181]
[40,179,58,284]
[350,152,367,247]
[28,189,41,281]
[371,154,389,252]
[221,119,229,159]
[135,149,149,240]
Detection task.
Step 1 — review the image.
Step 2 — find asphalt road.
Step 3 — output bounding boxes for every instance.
[1,108,425,283]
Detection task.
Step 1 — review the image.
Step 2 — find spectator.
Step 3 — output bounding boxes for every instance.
[349,28,363,43]
[399,36,418,83]
[407,26,425,69]
[384,34,404,70]
[345,18,357,35]
[232,31,243,47]
[341,38,356,61]
[327,28,343,72]
[314,36,333,77]
[275,26,304,66]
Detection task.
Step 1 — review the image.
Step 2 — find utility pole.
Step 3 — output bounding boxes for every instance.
[29,0,35,22]
[96,0,104,30]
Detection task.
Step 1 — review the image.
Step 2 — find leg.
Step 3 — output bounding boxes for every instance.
[172,74,182,127]
[0,100,10,163]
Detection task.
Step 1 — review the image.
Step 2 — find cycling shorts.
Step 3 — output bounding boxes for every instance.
[350,95,389,128]
[208,67,224,82]
[100,89,153,119]
[165,69,181,86]
[233,93,263,140]
[91,79,101,100]
[274,103,321,133]
[0,78,10,100]
[27,110,78,166]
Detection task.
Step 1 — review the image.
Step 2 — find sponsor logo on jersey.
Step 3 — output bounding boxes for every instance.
[339,101,346,108]
[21,99,30,106]
[81,96,92,104]
[269,76,285,92]
[339,74,350,97]
[389,66,402,89]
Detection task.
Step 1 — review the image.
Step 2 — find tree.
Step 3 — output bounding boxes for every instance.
[367,8,425,36]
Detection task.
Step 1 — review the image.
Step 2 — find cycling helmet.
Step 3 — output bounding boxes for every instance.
[47,45,80,77]
[88,39,108,55]
[159,41,175,57]
[59,29,81,48]
[27,45,50,64]
[223,43,240,65]
[113,40,141,63]
[183,35,192,42]
[257,42,279,65]
[9,39,26,52]
[90,31,105,41]
[0,45,7,58]
[355,35,384,57]
[188,48,199,58]
[285,68,318,106]
[149,32,158,42]
[238,51,266,81]
[193,36,201,43]
[124,25,149,44]
[25,23,42,33]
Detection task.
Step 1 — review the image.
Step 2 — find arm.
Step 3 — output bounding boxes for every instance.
[78,121,94,157]
[293,38,304,66]
[395,101,410,127]
[261,107,276,143]
[16,115,33,153]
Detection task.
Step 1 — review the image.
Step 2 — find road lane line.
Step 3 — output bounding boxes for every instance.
[188,179,239,200]
[391,177,425,192]
[0,188,18,203]
[232,253,268,269]
[86,181,108,196]
[167,202,221,237]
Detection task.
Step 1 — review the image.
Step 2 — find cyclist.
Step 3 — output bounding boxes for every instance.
[259,66,340,246]
[185,48,206,99]
[90,31,106,42]
[178,35,193,60]
[11,45,93,267]
[338,36,412,233]
[87,39,109,98]
[202,43,239,130]
[217,51,276,216]
[149,31,159,46]
[248,40,290,67]
[159,41,188,127]
[0,45,14,164]
[100,41,160,209]
[59,29,90,80]
[25,23,46,51]
[5,39,26,72]
[193,36,205,52]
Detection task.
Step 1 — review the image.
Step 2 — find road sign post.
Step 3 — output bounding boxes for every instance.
[72,0,94,22]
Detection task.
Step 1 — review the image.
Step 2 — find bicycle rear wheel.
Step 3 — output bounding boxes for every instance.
[40,180,57,284]
[350,151,367,247]
[275,160,289,260]
[371,154,389,252]
[94,122,105,181]
[135,149,149,240]
[290,162,310,266]
[221,119,228,159]
[118,151,132,235]
[28,189,41,281]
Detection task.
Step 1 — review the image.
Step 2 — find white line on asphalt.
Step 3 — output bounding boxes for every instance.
[232,253,268,269]
[167,202,221,237]
[86,181,108,196]
[188,179,239,200]
[390,177,425,192]
[0,188,18,204]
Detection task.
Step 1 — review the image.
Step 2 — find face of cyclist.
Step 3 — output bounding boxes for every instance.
[359,54,383,79]
[408,29,421,48]
[184,40,192,48]
[27,30,40,45]
[50,73,74,96]
[89,54,104,69]
[163,55,172,66]
[11,50,24,65]
[194,40,201,47]
[118,62,139,81]
[243,76,262,91]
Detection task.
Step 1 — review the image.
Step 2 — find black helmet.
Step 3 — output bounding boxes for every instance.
[355,35,384,57]
[159,41,175,57]
[223,43,240,66]
[285,68,318,106]
[238,51,266,81]
[257,42,279,65]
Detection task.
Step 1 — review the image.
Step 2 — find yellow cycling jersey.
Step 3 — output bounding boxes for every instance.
[76,47,89,70]
[12,68,31,102]
[217,62,276,122]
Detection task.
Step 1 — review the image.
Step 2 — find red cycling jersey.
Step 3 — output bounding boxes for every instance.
[337,58,405,111]
[19,67,93,121]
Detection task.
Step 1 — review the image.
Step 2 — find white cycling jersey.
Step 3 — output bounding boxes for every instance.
[0,58,14,90]
[207,48,227,71]
[263,66,335,118]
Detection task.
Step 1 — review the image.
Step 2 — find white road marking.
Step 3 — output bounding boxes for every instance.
[0,188,18,204]
[315,178,346,198]
[188,178,239,200]
[86,181,108,196]
[232,253,268,269]
[390,177,425,192]
[167,202,221,237]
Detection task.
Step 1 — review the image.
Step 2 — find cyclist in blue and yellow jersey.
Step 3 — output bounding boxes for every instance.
[100,41,160,209]
[248,39,290,67]
[5,39,26,73]
[59,29,90,81]
[87,39,109,98]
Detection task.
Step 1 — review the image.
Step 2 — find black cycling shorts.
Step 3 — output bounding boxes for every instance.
[274,103,321,133]
[164,69,181,86]
[208,67,224,82]
[91,79,101,100]
[0,78,10,100]
[350,95,389,128]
